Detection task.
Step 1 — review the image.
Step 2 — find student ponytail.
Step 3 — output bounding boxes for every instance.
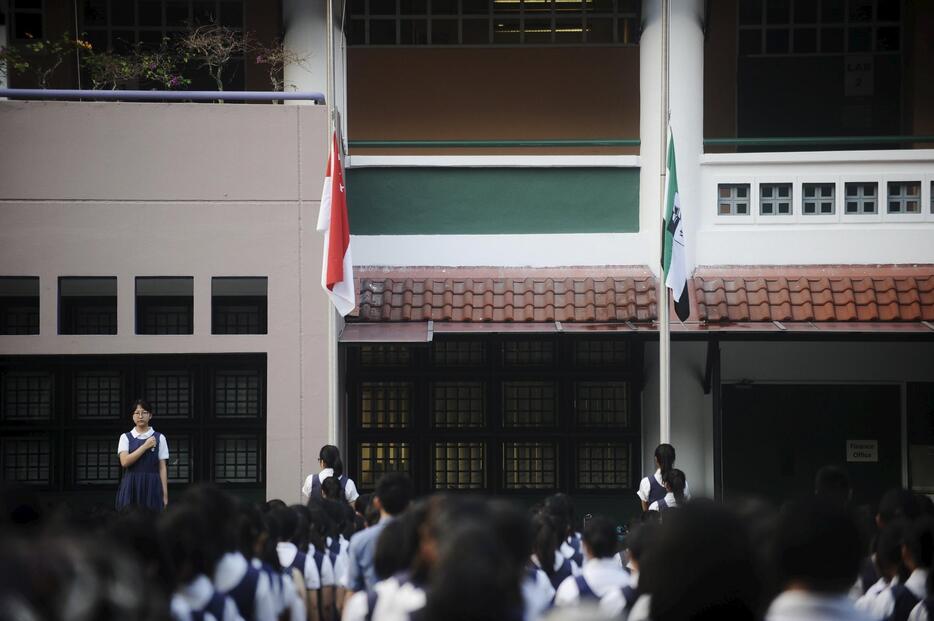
[319,444,344,478]
[668,469,686,505]
[531,511,558,579]
[655,443,676,478]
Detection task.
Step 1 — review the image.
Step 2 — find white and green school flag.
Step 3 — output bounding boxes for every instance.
[663,134,691,321]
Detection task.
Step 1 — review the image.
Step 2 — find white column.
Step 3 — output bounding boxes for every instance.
[282,0,328,95]
[1,0,9,90]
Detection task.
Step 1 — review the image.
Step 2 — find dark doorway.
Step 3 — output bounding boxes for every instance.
[721,384,901,508]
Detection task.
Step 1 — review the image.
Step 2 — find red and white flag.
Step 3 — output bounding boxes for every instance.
[317,132,355,316]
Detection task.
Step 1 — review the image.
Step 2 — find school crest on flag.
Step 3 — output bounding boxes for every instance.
[663,134,691,322]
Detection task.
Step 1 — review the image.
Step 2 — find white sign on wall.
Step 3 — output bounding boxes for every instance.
[847,439,878,463]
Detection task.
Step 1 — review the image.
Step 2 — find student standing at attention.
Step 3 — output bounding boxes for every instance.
[116,398,169,512]
[637,444,690,513]
[302,445,359,504]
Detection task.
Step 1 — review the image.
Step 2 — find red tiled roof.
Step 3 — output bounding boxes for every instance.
[694,266,934,323]
[353,267,657,323]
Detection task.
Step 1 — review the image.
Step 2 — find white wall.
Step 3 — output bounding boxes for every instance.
[0,101,331,503]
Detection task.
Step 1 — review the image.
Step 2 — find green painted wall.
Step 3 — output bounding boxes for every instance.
[346,167,640,235]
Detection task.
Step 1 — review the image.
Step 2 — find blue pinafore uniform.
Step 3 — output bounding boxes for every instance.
[115,431,165,511]
[646,472,667,507]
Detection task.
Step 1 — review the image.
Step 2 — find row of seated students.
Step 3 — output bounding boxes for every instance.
[2,466,933,621]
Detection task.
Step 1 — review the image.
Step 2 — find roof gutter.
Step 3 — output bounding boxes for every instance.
[0,89,326,104]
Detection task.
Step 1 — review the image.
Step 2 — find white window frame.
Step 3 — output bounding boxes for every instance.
[798,176,840,223]
[880,175,925,223]
[755,176,796,223]
[839,176,882,223]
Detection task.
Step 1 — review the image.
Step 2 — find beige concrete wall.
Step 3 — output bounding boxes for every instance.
[0,101,330,503]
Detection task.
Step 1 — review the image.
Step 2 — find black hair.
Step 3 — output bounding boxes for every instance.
[544,493,575,532]
[582,514,617,559]
[319,445,344,478]
[178,484,237,571]
[655,443,676,477]
[875,520,908,581]
[543,497,572,541]
[774,498,863,593]
[490,499,532,568]
[907,516,934,570]
[130,398,153,415]
[814,465,851,506]
[159,504,211,582]
[271,506,298,542]
[106,509,175,596]
[354,493,370,516]
[666,469,687,505]
[292,504,325,553]
[259,511,282,570]
[641,500,761,621]
[373,513,418,580]
[265,499,287,513]
[878,488,921,525]
[917,493,934,517]
[235,501,266,560]
[626,521,659,566]
[530,510,559,578]
[374,472,414,516]
[321,476,346,502]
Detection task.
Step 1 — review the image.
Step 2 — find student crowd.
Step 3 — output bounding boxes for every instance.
[1,460,933,621]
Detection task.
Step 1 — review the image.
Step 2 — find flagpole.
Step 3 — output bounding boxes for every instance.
[325,0,339,445]
[658,0,671,444]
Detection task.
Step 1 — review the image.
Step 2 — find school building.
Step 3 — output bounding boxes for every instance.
[0,0,932,521]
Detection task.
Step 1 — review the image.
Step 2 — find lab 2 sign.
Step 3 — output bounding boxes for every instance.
[847,440,878,463]
[845,55,873,97]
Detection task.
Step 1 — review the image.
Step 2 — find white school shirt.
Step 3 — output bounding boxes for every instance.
[276,542,322,590]
[328,536,351,589]
[256,559,306,621]
[766,590,874,621]
[522,566,556,621]
[871,569,929,621]
[172,574,243,621]
[648,492,679,512]
[637,469,690,503]
[554,557,631,607]
[531,550,582,578]
[910,599,934,621]
[301,468,360,503]
[116,427,169,460]
[214,552,277,621]
[342,575,426,621]
[855,576,897,620]
[599,569,639,619]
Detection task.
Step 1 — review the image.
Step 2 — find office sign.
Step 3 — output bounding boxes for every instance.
[847,439,878,463]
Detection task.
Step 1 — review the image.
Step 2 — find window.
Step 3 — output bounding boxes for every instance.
[433,441,485,490]
[887,181,921,214]
[503,441,557,490]
[1,372,53,421]
[74,436,121,485]
[0,277,39,335]
[357,441,411,488]
[738,0,900,56]
[431,381,485,428]
[347,0,640,46]
[144,370,192,418]
[503,381,557,428]
[803,183,835,215]
[759,183,793,215]
[214,370,262,418]
[718,184,750,215]
[844,181,877,214]
[74,372,122,419]
[1,435,52,486]
[360,382,412,428]
[11,0,44,40]
[576,441,630,489]
[136,277,193,335]
[214,434,261,483]
[59,277,117,335]
[212,277,267,335]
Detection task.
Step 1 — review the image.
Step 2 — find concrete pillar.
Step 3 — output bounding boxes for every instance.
[282,0,327,94]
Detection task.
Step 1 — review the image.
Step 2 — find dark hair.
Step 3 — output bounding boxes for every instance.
[292,504,325,553]
[130,398,153,415]
[321,476,345,502]
[666,468,687,505]
[626,522,659,565]
[774,499,863,593]
[907,516,934,570]
[265,499,287,513]
[178,484,237,571]
[235,501,266,560]
[878,488,921,525]
[159,504,211,582]
[655,443,676,477]
[374,472,413,516]
[814,465,851,507]
[530,510,559,578]
[373,510,421,580]
[490,499,532,569]
[319,445,344,478]
[271,506,298,542]
[544,493,575,531]
[582,514,617,559]
[875,520,908,581]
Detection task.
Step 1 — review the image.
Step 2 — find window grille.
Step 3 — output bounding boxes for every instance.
[213,304,262,334]
[358,441,411,488]
[347,0,640,47]
[167,434,193,484]
[360,382,412,429]
[75,372,122,419]
[575,382,629,427]
[503,340,554,366]
[141,304,193,334]
[503,441,557,489]
[75,436,121,485]
[844,182,877,214]
[431,340,484,366]
[759,183,793,215]
[212,277,267,334]
[718,184,750,215]
[803,183,835,215]
[0,277,40,336]
[214,370,261,418]
[502,381,557,428]
[432,441,484,490]
[576,441,629,489]
[431,381,485,428]
[214,435,261,483]
[144,371,192,418]
[360,345,413,367]
[887,181,921,214]
[1,372,53,421]
[11,0,44,40]
[1,435,51,485]
[59,277,118,335]
[136,277,194,335]
[573,340,628,366]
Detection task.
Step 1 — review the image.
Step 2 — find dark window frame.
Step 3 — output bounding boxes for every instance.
[0,276,40,336]
[58,276,118,335]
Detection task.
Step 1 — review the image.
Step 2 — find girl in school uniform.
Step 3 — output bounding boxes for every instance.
[648,469,686,512]
[116,398,169,512]
[302,445,359,504]
[637,444,690,512]
[530,511,580,593]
